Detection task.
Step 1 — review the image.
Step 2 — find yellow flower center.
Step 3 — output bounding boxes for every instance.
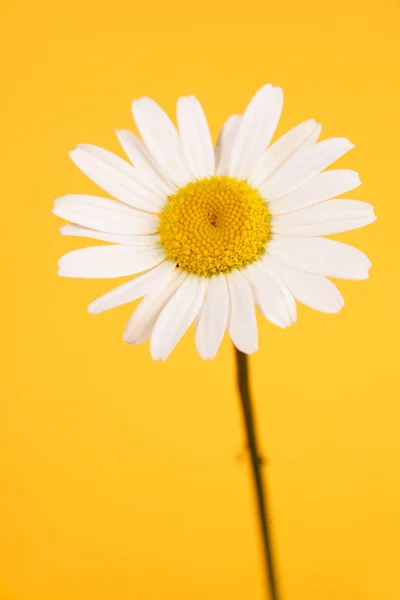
[158,176,271,276]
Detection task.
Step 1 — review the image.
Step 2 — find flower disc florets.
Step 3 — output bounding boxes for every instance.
[158,176,271,276]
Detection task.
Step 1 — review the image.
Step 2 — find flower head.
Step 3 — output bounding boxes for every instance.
[54,84,376,360]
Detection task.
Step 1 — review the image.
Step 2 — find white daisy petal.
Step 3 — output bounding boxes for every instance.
[215,115,241,175]
[269,170,361,214]
[60,225,160,246]
[150,274,207,360]
[268,236,372,280]
[58,245,165,279]
[276,275,298,324]
[272,216,375,238]
[123,269,187,345]
[53,195,159,235]
[88,260,176,314]
[229,84,284,180]
[132,97,192,187]
[115,129,175,196]
[244,262,296,328]
[177,95,215,179]
[259,268,297,324]
[260,138,354,201]
[195,275,229,359]
[226,269,258,354]
[272,200,376,236]
[70,145,165,212]
[262,256,344,314]
[248,119,321,189]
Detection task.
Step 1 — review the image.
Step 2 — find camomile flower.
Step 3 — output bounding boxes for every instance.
[54,84,376,360]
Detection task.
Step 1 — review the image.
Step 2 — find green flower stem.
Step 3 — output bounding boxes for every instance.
[234,347,282,600]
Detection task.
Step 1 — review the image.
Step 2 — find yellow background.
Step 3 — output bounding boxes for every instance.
[1,0,399,598]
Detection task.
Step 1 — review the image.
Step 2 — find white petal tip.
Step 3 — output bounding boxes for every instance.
[234,345,258,355]
[60,225,73,236]
[87,303,99,315]
[197,349,217,360]
[314,123,322,136]
[331,305,344,314]
[330,137,354,152]
[132,97,149,110]
[323,300,344,314]
[57,260,77,278]
[363,262,373,280]
[353,255,373,280]
[336,293,345,308]
[53,195,69,206]
[58,265,79,278]
[327,296,345,312]
[115,128,130,139]
[150,352,167,361]
[149,341,172,360]
[247,348,258,355]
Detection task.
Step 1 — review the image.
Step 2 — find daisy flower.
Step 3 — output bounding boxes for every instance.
[54,84,376,360]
